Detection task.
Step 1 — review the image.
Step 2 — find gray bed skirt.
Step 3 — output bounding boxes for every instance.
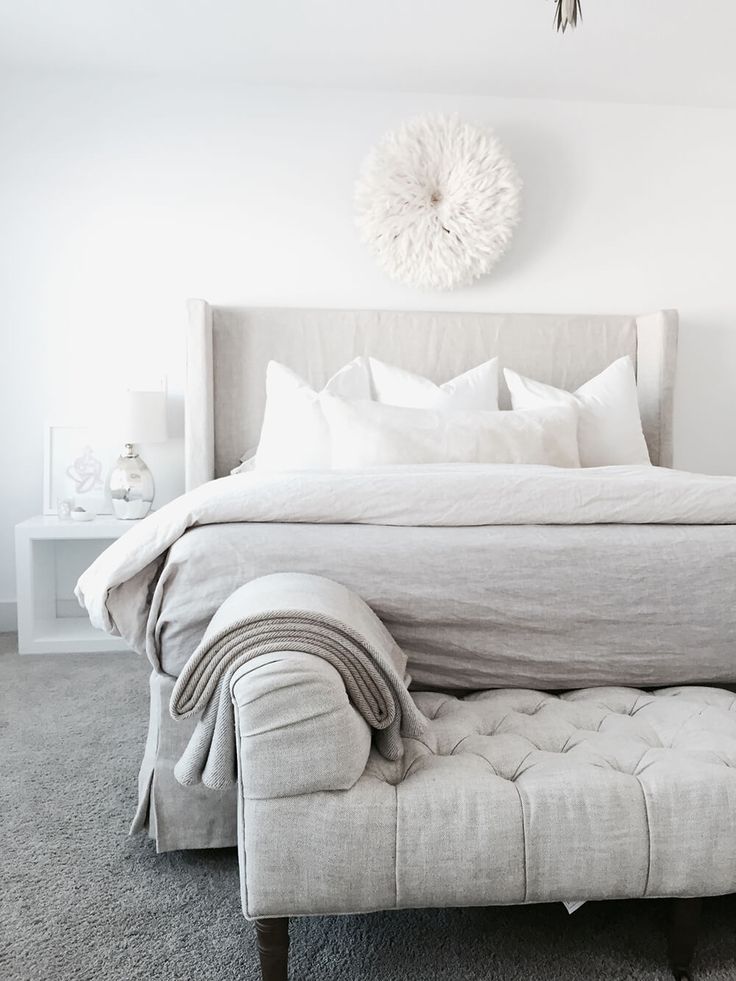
[132,671,237,852]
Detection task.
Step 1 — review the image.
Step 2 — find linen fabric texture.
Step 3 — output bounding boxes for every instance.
[322,399,580,468]
[235,675,736,916]
[170,573,425,789]
[504,356,650,467]
[77,464,736,639]
[145,519,736,694]
[253,358,371,471]
[74,463,736,850]
[367,355,499,411]
[186,305,677,484]
[130,669,238,852]
[253,355,500,471]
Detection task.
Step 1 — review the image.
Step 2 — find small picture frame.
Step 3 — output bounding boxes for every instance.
[43,425,119,516]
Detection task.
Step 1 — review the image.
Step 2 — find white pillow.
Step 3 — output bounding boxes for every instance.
[503,357,650,467]
[322,397,580,469]
[254,358,371,470]
[368,357,498,412]
[230,455,255,476]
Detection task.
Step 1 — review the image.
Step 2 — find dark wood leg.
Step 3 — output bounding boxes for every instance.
[255,917,289,981]
[667,898,703,981]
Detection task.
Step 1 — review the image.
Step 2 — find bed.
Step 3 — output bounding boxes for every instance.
[76,302,736,852]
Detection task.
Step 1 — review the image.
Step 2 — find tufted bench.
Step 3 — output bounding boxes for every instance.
[231,652,736,980]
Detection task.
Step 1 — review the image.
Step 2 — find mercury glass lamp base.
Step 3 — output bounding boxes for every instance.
[109,445,155,520]
[111,498,152,520]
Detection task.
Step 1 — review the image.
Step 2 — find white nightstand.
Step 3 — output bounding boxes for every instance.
[15,515,140,654]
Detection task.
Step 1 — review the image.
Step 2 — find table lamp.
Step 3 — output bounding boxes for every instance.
[109,390,168,519]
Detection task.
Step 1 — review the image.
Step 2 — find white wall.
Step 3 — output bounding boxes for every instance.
[2,70,736,616]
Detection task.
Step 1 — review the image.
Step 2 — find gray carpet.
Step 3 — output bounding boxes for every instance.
[1,632,735,981]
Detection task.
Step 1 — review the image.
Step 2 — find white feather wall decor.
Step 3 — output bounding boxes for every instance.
[355,114,522,291]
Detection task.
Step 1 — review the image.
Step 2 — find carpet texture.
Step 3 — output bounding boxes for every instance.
[1,631,735,981]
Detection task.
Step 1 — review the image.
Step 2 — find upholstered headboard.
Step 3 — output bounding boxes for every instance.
[185,302,678,489]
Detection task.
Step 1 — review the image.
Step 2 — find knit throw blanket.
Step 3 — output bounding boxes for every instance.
[170,573,427,790]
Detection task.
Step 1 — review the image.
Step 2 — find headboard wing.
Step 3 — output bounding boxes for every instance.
[185,302,678,487]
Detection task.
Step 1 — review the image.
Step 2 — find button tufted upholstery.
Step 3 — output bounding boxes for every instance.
[234,660,736,919]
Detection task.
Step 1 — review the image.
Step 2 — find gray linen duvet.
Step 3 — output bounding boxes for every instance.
[76,463,736,690]
[136,520,736,691]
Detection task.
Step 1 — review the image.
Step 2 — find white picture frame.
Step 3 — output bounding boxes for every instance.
[43,424,119,515]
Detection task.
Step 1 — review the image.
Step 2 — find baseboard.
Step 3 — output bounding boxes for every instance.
[0,600,18,633]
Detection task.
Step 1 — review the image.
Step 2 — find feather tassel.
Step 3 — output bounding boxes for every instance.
[554,0,582,33]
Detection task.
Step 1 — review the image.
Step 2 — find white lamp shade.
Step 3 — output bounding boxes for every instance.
[122,390,168,444]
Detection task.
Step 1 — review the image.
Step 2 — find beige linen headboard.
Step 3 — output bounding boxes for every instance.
[185,302,678,489]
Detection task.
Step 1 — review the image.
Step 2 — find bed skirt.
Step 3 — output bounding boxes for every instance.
[131,670,237,852]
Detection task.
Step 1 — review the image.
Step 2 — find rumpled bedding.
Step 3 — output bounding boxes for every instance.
[75,464,736,690]
[145,521,736,690]
[170,572,426,789]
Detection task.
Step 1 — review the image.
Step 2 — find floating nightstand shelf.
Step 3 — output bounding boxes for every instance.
[15,515,140,654]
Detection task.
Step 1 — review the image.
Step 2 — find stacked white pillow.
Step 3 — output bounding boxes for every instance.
[254,357,499,470]
[322,398,580,468]
[368,357,499,412]
[253,358,371,471]
[503,357,650,467]
[248,353,650,471]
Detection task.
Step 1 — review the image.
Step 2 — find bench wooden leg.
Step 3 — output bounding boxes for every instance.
[667,898,702,981]
[255,917,289,981]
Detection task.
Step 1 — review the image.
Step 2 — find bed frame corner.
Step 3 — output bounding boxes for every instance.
[636,308,678,468]
[185,298,215,490]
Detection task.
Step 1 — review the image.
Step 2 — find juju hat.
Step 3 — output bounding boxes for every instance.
[355,114,522,291]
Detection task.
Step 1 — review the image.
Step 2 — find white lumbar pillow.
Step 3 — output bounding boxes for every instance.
[368,357,498,412]
[503,357,650,467]
[254,358,372,470]
[322,397,580,469]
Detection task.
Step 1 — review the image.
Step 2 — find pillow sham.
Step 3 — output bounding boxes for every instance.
[503,357,650,467]
[230,455,255,475]
[368,357,498,411]
[322,397,580,469]
[254,358,372,470]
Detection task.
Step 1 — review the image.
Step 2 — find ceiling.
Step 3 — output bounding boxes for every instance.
[1,0,735,109]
